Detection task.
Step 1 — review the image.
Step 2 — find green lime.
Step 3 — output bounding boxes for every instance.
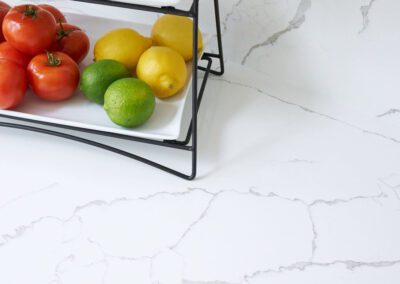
[80,60,131,104]
[104,78,155,128]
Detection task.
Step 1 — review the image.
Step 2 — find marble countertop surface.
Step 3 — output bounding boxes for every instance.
[1,0,400,283]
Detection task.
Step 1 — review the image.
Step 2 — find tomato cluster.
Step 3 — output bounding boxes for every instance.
[0,2,89,109]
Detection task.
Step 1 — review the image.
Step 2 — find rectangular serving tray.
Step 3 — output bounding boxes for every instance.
[110,0,182,6]
[0,12,202,141]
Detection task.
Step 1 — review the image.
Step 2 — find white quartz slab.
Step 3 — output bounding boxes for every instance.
[1,0,400,283]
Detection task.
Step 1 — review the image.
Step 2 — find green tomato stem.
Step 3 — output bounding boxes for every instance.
[46,52,62,67]
[22,5,38,19]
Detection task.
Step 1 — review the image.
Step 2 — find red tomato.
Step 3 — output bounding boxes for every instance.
[0,1,9,9]
[52,22,90,64]
[0,59,27,109]
[3,5,56,55]
[0,1,11,42]
[27,52,80,101]
[38,4,67,23]
[0,42,32,68]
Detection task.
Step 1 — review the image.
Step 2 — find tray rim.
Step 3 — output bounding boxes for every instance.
[109,0,183,7]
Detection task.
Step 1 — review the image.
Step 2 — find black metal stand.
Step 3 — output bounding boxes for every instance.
[0,0,224,180]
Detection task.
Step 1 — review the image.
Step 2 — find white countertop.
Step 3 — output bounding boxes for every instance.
[1,0,400,283]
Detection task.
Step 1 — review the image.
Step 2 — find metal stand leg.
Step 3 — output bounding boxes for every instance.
[199,0,225,76]
[187,0,200,180]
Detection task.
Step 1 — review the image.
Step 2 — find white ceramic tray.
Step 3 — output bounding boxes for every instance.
[0,12,202,141]
[111,0,182,6]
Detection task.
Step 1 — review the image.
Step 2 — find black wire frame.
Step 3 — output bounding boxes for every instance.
[0,0,224,180]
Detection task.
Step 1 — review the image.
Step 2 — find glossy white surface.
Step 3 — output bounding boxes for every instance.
[1,0,400,283]
[110,0,182,6]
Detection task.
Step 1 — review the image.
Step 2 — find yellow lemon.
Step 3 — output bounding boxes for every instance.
[137,46,187,99]
[151,15,203,61]
[94,28,152,70]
